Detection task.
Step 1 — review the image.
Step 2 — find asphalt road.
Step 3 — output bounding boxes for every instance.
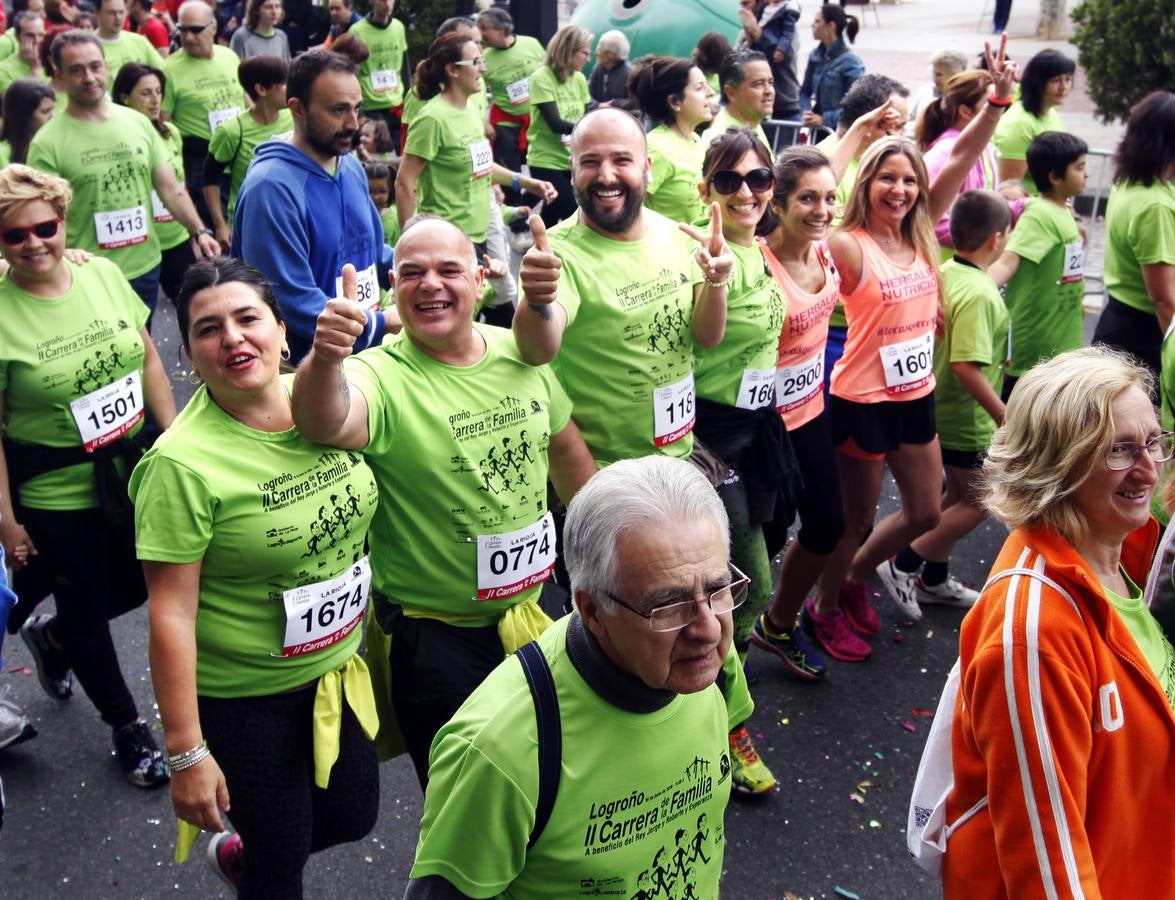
[0,292,1053,899]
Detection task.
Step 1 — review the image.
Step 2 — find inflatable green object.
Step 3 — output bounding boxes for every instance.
[570,0,741,72]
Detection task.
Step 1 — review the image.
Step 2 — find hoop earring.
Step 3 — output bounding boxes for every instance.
[281,346,291,361]
[187,370,202,385]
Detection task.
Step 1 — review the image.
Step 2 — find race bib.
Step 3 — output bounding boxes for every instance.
[469,138,493,178]
[476,512,556,601]
[207,107,240,132]
[336,263,380,311]
[69,371,144,452]
[653,373,695,447]
[370,68,398,92]
[280,557,370,657]
[880,331,934,395]
[776,353,824,413]
[736,367,776,411]
[505,77,530,105]
[1060,239,1085,284]
[150,190,173,224]
[93,206,148,249]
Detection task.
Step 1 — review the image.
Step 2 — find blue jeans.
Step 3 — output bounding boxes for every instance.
[127,263,161,320]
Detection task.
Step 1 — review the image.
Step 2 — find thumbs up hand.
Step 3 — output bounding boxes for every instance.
[519,215,562,306]
[313,263,369,362]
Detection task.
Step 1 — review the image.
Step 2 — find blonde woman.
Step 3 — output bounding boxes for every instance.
[525,24,592,227]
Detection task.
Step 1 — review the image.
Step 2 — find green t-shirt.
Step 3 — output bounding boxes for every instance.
[693,240,785,407]
[645,124,707,225]
[0,141,10,167]
[129,382,378,698]
[208,107,295,217]
[1105,572,1175,712]
[27,105,166,279]
[0,30,15,62]
[98,30,164,83]
[410,615,741,899]
[933,260,1009,452]
[346,326,572,619]
[525,66,588,170]
[379,204,400,247]
[1003,197,1084,376]
[1104,179,1175,314]
[402,87,484,129]
[350,17,408,111]
[404,94,493,242]
[161,46,246,140]
[992,103,1065,195]
[483,34,545,119]
[548,210,698,466]
[151,120,189,251]
[0,258,148,510]
[699,106,771,158]
[1162,324,1175,435]
[0,55,48,92]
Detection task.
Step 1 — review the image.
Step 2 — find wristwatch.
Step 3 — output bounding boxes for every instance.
[191,227,214,239]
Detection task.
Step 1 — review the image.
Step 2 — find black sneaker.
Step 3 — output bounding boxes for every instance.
[112,721,170,789]
[20,614,73,701]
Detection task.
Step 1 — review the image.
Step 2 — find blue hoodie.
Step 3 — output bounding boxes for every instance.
[231,139,392,362]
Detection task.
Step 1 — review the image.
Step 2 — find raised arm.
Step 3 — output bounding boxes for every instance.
[291,265,373,449]
[513,216,569,365]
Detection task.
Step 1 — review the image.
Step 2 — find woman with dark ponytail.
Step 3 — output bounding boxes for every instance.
[629,55,715,224]
[799,4,864,131]
[395,32,556,262]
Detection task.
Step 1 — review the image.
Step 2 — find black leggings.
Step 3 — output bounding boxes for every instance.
[529,165,577,228]
[158,239,197,303]
[199,685,379,900]
[761,412,845,557]
[1092,295,1162,380]
[20,506,145,728]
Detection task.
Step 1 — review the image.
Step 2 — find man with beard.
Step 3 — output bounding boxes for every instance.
[513,106,732,469]
[232,49,393,362]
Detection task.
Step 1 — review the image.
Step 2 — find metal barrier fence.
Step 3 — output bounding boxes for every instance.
[762,119,835,157]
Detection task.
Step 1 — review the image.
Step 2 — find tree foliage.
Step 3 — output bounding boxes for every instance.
[392,0,461,65]
[1071,0,1175,123]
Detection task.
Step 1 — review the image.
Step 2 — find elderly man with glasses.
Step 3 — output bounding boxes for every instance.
[403,455,752,899]
[160,0,247,222]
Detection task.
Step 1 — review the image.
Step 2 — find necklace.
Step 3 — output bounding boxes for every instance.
[869,232,897,246]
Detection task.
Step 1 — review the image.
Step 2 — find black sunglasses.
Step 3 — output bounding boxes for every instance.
[709,167,774,195]
[1,218,61,246]
[176,22,211,33]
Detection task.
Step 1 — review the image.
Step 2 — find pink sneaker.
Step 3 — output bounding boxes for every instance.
[207,832,243,891]
[839,580,880,635]
[802,598,872,662]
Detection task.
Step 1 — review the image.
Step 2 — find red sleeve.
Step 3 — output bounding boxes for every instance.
[139,16,170,49]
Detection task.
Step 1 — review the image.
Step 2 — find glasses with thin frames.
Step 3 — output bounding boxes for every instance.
[1,218,61,246]
[1107,432,1175,471]
[604,564,750,632]
[709,167,774,195]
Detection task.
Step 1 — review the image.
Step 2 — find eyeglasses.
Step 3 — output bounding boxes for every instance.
[709,167,775,195]
[453,57,486,69]
[1107,432,1175,471]
[176,22,212,34]
[603,565,750,633]
[1,218,62,246]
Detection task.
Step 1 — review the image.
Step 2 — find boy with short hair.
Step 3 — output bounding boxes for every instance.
[877,190,1012,615]
[988,130,1089,400]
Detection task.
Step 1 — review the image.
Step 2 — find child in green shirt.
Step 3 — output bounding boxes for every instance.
[877,191,1012,614]
[989,130,1089,400]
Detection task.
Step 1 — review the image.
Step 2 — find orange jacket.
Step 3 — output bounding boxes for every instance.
[943,519,1175,899]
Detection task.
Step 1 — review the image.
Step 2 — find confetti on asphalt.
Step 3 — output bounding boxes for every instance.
[7,665,32,675]
[869,819,882,829]
[926,629,935,639]
[834,887,861,899]
[893,632,904,643]
[874,751,885,760]
[901,719,917,733]
[779,718,790,725]
[849,792,864,804]
[912,708,935,717]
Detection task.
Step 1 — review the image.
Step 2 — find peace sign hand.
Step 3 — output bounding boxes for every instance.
[984,34,1018,102]
[679,202,734,287]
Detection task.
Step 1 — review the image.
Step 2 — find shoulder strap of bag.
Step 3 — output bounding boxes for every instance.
[515,640,562,849]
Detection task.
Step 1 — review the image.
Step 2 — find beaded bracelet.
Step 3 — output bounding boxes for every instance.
[166,741,211,773]
[702,268,734,288]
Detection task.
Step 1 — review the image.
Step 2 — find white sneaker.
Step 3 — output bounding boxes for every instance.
[0,695,37,751]
[916,576,980,608]
[875,559,923,620]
